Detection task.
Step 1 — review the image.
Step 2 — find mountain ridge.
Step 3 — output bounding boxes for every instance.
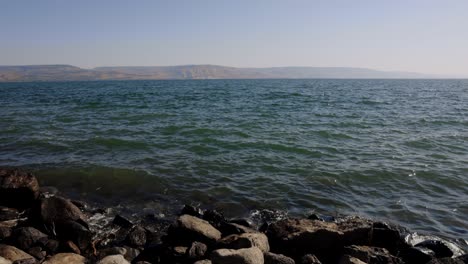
[0,64,444,82]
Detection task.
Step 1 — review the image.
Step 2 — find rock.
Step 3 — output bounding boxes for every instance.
[211,247,264,264]
[99,247,127,259]
[0,245,34,263]
[343,245,403,264]
[173,246,188,256]
[57,220,93,251]
[42,253,86,264]
[426,258,466,264]
[337,217,373,246]
[0,256,11,264]
[415,240,454,258]
[43,239,59,254]
[370,222,406,253]
[219,222,257,236]
[266,218,342,260]
[126,226,146,247]
[123,246,140,262]
[339,255,366,264]
[203,210,225,227]
[97,255,130,264]
[188,241,207,260]
[113,215,134,229]
[12,258,36,264]
[37,196,86,225]
[0,208,19,222]
[25,246,45,260]
[168,215,222,245]
[10,227,48,250]
[0,168,39,208]
[0,227,12,240]
[61,240,81,254]
[264,252,295,264]
[181,205,203,218]
[400,246,435,264]
[301,254,321,264]
[218,233,270,253]
[194,260,212,264]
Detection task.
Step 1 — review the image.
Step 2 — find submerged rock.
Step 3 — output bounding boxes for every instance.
[0,168,39,208]
[211,247,264,264]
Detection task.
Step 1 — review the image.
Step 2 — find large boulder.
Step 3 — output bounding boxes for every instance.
[211,247,264,264]
[266,218,343,260]
[0,244,35,263]
[167,215,222,245]
[42,253,86,264]
[218,233,270,253]
[0,256,12,264]
[0,168,39,208]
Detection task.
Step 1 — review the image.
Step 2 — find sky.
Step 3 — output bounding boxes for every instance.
[1,0,468,76]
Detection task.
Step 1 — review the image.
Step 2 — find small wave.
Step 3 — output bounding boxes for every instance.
[83,137,149,150]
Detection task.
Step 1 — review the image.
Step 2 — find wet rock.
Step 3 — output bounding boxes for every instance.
[181,205,203,218]
[37,196,86,226]
[264,252,295,264]
[338,217,373,246]
[343,245,403,264]
[0,245,34,263]
[203,210,225,227]
[415,240,454,258]
[188,241,207,260]
[426,258,466,264]
[168,215,222,245]
[230,219,253,228]
[0,208,19,222]
[10,227,48,250]
[211,247,264,264]
[218,233,270,253]
[301,254,321,264]
[219,222,257,236]
[56,220,93,251]
[97,254,130,264]
[370,222,406,253]
[42,253,86,264]
[113,215,134,229]
[400,246,435,264]
[126,226,146,247]
[339,255,366,264]
[0,168,39,208]
[266,218,342,260]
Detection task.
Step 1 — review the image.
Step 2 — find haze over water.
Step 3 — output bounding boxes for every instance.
[0,79,467,240]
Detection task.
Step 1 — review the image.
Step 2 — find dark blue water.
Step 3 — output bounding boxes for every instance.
[0,79,467,240]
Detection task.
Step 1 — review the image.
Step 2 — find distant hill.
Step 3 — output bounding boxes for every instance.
[0,64,437,82]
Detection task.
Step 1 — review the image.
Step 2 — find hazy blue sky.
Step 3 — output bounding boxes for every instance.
[1,0,467,76]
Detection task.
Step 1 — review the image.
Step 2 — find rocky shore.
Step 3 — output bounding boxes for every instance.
[0,167,466,264]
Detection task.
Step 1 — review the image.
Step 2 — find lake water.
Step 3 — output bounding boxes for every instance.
[0,79,467,240]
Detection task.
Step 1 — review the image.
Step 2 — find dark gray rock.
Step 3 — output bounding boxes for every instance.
[0,168,40,208]
[126,226,146,247]
[264,252,295,264]
[181,205,203,218]
[26,246,46,260]
[217,233,270,253]
[343,245,403,264]
[415,240,454,258]
[400,246,435,264]
[10,227,48,251]
[188,241,207,260]
[113,215,134,229]
[0,208,19,222]
[426,258,466,264]
[301,254,321,264]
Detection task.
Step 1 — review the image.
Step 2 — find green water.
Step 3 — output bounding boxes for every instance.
[0,79,467,239]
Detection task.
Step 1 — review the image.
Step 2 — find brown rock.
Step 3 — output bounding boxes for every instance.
[10,227,48,251]
[97,254,130,264]
[168,215,222,245]
[218,233,270,253]
[339,255,366,264]
[264,252,295,264]
[0,245,34,263]
[37,196,86,225]
[0,256,12,264]
[0,168,39,208]
[42,253,86,264]
[188,241,207,259]
[343,245,403,264]
[301,254,321,264]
